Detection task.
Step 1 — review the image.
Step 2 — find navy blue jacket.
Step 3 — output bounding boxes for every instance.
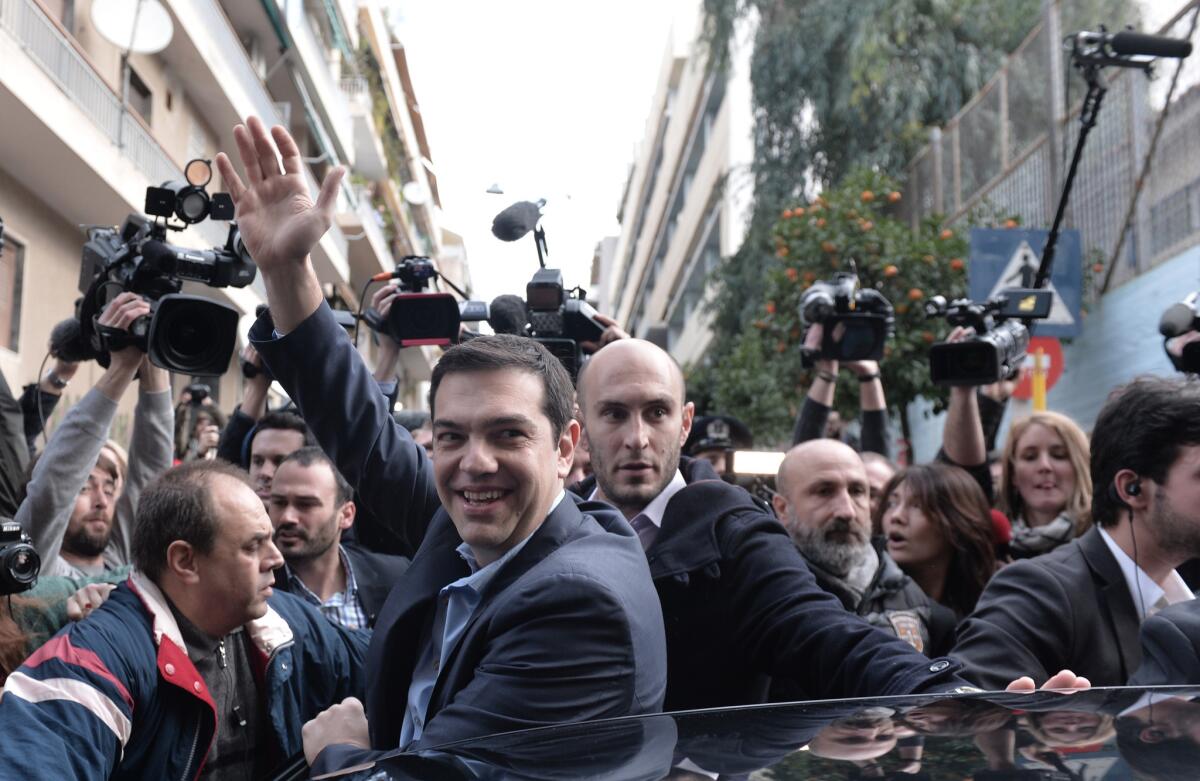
[574,458,968,711]
[1129,599,1200,686]
[251,303,667,772]
[0,572,368,780]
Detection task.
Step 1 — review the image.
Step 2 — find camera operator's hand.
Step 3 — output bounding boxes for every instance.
[1167,330,1200,358]
[370,283,402,382]
[92,293,151,403]
[580,313,630,354]
[195,423,220,457]
[238,344,271,421]
[215,117,343,332]
[942,325,987,467]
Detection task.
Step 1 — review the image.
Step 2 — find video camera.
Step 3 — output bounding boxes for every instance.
[799,272,895,362]
[525,269,605,380]
[363,256,488,348]
[1160,291,1200,373]
[75,159,255,376]
[924,288,1053,385]
[0,520,39,596]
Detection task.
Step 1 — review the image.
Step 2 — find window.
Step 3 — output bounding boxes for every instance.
[128,67,153,125]
[0,232,24,352]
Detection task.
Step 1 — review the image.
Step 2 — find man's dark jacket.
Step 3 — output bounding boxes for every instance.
[251,303,667,773]
[954,525,1142,690]
[574,458,967,711]
[1129,599,1200,686]
[272,542,410,627]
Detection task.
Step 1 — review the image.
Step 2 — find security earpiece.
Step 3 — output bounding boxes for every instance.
[1127,480,1142,497]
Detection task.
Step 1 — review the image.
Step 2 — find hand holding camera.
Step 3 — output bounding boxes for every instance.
[96,292,153,373]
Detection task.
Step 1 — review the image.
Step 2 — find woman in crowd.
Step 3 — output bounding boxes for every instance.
[875,463,997,619]
[995,411,1092,558]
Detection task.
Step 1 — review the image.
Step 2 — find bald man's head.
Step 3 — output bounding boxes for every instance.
[578,339,694,519]
[773,439,872,577]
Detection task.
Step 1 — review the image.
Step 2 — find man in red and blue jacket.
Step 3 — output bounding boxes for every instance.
[0,460,368,780]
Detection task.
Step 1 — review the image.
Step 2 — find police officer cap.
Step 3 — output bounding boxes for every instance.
[685,415,753,455]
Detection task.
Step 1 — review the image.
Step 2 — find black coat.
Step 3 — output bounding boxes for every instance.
[575,458,967,711]
[272,542,410,627]
[1129,599,1200,686]
[954,525,1142,689]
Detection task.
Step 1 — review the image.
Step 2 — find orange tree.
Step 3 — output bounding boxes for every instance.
[701,168,992,449]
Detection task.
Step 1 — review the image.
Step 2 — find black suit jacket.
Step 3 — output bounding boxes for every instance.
[1129,599,1200,686]
[954,525,1142,689]
[272,542,409,628]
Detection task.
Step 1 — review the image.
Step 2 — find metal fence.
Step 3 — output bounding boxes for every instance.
[903,0,1200,292]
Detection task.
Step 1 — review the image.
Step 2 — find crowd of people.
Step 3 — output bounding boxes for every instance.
[0,116,1196,780]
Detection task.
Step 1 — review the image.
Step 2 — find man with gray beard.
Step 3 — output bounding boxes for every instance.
[772,440,956,668]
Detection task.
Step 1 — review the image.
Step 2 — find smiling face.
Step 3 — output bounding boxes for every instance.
[579,340,693,519]
[882,480,950,569]
[1011,423,1077,525]
[432,368,577,566]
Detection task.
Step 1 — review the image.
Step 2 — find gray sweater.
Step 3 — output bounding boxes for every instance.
[15,387,173,578]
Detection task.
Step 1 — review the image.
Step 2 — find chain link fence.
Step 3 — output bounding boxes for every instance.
[903,0,1200,293]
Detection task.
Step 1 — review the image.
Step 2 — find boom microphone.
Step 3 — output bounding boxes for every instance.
[49,317,95,363]
[491,201,543,242]
[488,294,528,336]
[1111,31,1193,59]
[1160,294,1199,338]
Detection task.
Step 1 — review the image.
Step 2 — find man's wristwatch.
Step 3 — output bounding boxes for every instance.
[856,372,881,383]
[45,369,70,390]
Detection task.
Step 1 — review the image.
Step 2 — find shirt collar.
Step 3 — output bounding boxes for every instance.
[586,470,686,529]
[286,545,357,603]
[454,490,565,577]
[1098,527,1194,620]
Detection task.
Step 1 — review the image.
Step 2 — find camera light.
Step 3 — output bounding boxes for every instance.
[731,450,786,476]
[184,158,213,188]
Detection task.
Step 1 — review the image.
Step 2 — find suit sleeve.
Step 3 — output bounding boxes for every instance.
[723,513,965,698]
[0,617,142,778]
[1128,608,1200,686]
[250,302,440,554]
[952,559,1071,690]
[216,407,257,466]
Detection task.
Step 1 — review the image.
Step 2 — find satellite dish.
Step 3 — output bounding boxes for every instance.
[91,0,174,54]
[402,181,430,206]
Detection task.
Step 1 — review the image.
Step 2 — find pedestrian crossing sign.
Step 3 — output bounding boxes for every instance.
[968,228,1082,338]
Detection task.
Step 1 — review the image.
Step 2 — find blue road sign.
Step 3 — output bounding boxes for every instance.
[968,228,1082,338]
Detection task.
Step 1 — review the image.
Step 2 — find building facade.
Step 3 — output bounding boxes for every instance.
[0,0,465,433]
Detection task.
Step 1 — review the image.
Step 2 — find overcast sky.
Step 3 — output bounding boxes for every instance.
[390,0,694,305]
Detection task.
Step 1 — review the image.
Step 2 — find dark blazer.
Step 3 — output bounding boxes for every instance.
[575,458,968,712]
[954,525,1142,690]
[271,542,410,627]
[1129,599,1200,686]
[251,304,667,772]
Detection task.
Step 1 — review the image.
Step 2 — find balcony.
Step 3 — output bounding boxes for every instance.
[340,77,388,181]
[338,185,392,282]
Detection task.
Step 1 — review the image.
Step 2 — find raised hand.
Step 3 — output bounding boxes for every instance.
[214,117,343,274]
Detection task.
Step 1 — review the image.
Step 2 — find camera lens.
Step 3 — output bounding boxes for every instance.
[0,543,40,594]
[148,294,240,375]
[177,189,209,223]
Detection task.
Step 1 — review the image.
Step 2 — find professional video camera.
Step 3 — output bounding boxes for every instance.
[1160,291,1200,373]
[799,271,895,363]
[362,255,488,347]
[525,268,605,380]
[75,159,255,376]
[924,288,1053,385]
[0,520,39,596]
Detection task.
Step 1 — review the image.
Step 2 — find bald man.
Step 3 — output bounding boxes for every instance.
[772,440,955,666]
[574,339,975,710]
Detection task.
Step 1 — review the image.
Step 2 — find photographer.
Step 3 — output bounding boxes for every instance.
[15,292,174,578]
[174,387,226,462]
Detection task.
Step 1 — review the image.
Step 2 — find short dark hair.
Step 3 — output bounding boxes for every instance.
[1091,376,1200,527]
[428,334,574,440]
[279,446,353,506]
[132,461,255,580]
[252,411,314,450]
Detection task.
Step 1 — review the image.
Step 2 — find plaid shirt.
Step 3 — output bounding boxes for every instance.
[286,546,369,630]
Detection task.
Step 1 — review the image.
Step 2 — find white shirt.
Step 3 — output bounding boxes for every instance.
[1098,527,1194,621]
[590,470,687,528]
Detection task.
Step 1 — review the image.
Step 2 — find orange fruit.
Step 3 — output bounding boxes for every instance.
[860,220,874,232]
[950,258,965,271]
[821,240,837,253]
[908,288,924,301]
[922,331,935,343]
[793,207,805,218]
[816,217,827,228]
[785,267,800,281]
[861,190,875,202]
[765,301,777,315]
[895,303,909,315]
[782,209,793,220]
[940,229,953,240]
[1092,262,1104,273]
[888,191,902,203]
[803,271,816,283]
[883,264,899,277]
[776,246,789,257]
[1004,219,1018,229]
[776,341,788,353]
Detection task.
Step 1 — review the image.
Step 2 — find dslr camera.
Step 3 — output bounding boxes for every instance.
[75,159,256,376]
[1159,291,1200,373]
[924,288,1052,385]
[364,256,487,347]
[800,272,895,362]
[525,268,605,380]
[0,520,40,596]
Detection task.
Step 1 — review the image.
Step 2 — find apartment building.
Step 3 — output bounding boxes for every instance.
[0,0,465,429]
[601,5,754,368]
